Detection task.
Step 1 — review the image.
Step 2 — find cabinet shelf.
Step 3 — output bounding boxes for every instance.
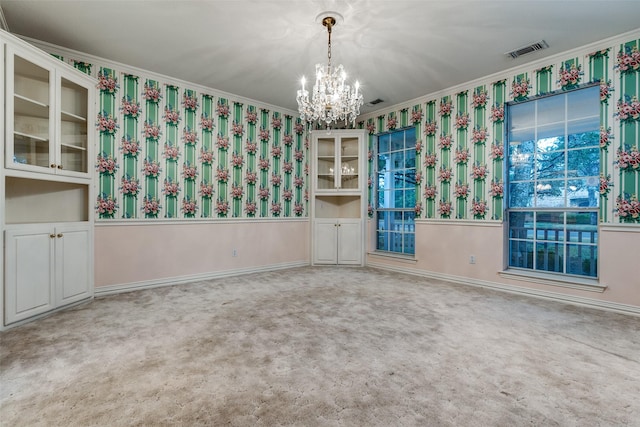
[14,131,49,143]
[60,142,87,151]
[61,110,87,123]
[15,94,49,118]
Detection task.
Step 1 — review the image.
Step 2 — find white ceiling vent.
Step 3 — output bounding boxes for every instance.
[366,98,384,107]
[506,40,549,59]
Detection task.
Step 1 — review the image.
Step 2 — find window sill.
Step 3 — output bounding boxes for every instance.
[367,251,417,264]
[498,269,606,293]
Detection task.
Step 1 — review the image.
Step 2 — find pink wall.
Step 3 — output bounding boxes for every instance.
[94,220,309,287]
[598,227,640,305]
[367,222,639,308]
[414,222,504,282]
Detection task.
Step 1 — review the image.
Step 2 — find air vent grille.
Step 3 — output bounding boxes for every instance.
[506,40,549,59]
[366,98,384,106]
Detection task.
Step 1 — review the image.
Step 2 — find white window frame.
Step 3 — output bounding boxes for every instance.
[505,84,600,279]
[375,127,417,256]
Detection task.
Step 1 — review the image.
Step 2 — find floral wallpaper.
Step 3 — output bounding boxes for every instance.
[56,57,309,220]
[358,35,640,224]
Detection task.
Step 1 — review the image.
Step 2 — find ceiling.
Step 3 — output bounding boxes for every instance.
[1,1,639,115]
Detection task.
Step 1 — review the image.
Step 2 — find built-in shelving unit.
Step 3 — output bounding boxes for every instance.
[1,30,95,328]
[311,130,367,265]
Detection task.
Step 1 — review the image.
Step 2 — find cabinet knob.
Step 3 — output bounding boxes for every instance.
[57,165,63,169]
[50,164,56,168]
[49,234,56,239]
[57,233,63,238]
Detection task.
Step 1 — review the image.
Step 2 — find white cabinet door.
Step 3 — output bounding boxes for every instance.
[313,220,338,264]
[4,223,92,325]
[313,219,363,265]
[5,225,55,324]
[337,220,362,265]
[57,72,92,178]
[55,224,92,305]
[5,46,56,175]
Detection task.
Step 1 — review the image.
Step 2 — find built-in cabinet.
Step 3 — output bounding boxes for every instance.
[311,130,367,265]
[1,30,95,327]
[4,224,91,323]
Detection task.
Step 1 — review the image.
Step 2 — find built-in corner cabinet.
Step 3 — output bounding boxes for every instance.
[311,130,367,265]
[1,31,95,327]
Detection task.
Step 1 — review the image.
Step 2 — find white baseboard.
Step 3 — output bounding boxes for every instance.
[367,261,640,317]
[94,261,309,297]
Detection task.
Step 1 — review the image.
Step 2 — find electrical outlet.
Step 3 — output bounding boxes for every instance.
[232,249,237,257]
[469,255,476,264]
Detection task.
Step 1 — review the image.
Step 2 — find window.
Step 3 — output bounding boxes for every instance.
[506,85,600,278]
[376,128,416,255]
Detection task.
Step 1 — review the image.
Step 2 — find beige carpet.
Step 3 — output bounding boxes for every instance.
[1,266,639,426]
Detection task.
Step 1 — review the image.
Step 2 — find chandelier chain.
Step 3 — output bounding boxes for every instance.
[326,18,332,68]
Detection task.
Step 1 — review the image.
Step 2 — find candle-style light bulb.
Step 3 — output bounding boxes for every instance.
[301,76,306,91]
[355,81,360,96]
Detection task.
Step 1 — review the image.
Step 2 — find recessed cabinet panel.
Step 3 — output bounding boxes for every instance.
[5,227,56,323]
[337,220,362,264]
[314,220,339,264]
[56,225,91,305]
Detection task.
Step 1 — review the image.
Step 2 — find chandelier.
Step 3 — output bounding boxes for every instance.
[297,14,363,129]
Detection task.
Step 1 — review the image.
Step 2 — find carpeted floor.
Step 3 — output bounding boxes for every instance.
[1,266,639,426]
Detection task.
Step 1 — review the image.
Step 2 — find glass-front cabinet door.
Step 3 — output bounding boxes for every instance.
[7,48,55,172]
[316,137,337,190]
[315,133,361,192]
[338,136,359,190]
[58,75,89,174]
[6,47,91,178]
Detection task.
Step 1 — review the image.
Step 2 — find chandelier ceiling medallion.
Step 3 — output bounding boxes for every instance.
[297,12,363,129]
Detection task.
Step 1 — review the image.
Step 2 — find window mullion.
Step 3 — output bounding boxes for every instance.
[564,93,569,208]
